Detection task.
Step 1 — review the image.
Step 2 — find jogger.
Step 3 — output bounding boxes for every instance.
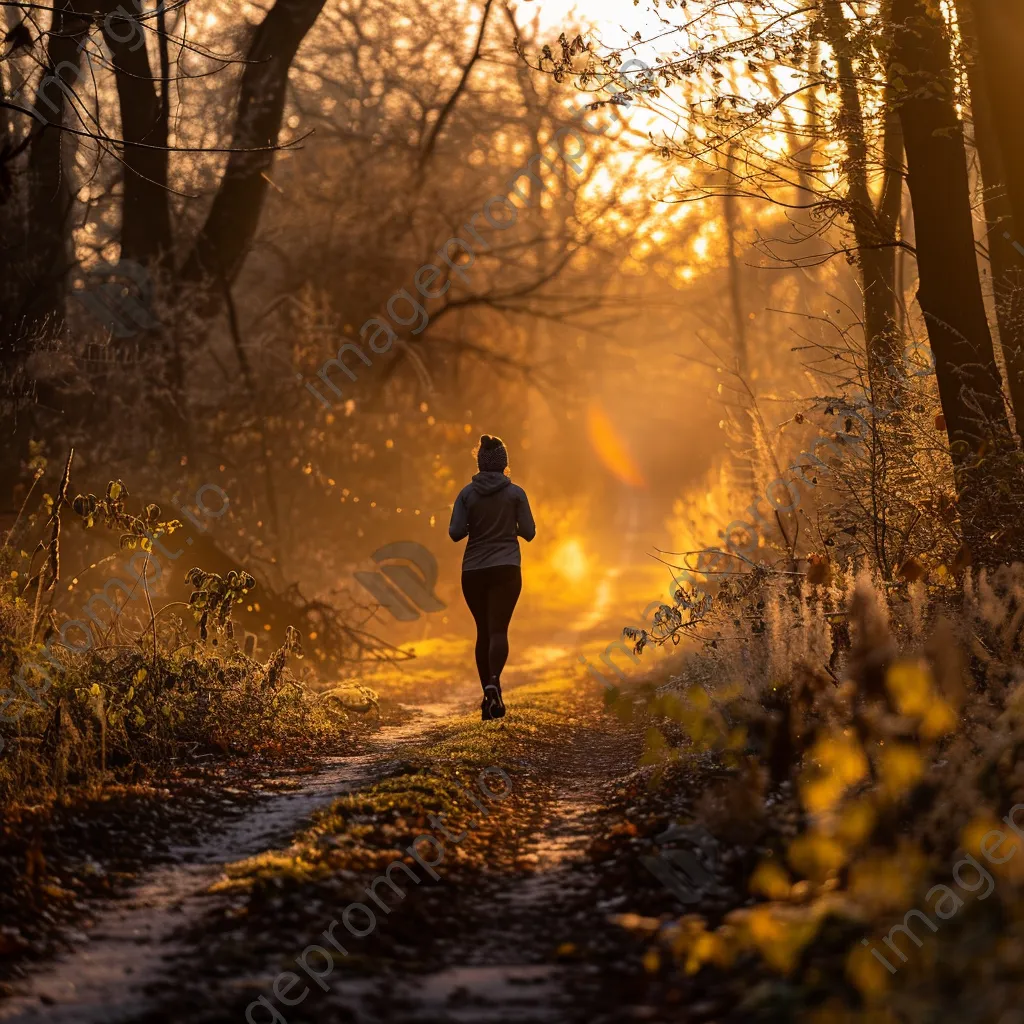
[449,434,535,719]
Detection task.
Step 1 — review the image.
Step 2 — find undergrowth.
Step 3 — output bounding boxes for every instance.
[0,470,375,808]
[611,365,1024,1020]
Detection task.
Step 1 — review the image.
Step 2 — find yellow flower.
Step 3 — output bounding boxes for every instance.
[744,904,822,975]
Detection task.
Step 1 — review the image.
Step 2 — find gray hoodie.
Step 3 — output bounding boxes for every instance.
[448,472,536,571]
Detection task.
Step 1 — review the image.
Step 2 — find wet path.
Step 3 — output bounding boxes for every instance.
[0,533,672,1024]
[0,704,453,1024]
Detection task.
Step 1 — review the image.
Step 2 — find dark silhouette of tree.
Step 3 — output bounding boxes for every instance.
[1,0,322,345]
[889,0,1016,559]
[956,0,1024,430]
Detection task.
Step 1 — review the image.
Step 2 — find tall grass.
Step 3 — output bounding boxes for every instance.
[0,483,368,807]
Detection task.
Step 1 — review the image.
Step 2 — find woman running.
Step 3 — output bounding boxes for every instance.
[448,435,536,720]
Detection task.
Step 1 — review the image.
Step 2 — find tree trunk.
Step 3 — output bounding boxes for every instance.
[25,3,90,326]
[971,0,1024,247]
[102,8,173,269]
[723,147,756,493]
[889,0,1018,562]
[954,0,1024,432]
[179,0,328,285]
[822,0,904,410]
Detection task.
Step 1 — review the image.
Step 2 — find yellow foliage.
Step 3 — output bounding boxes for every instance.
[640,726,669,766]
[846,941,892,1001]
[686,683,711,711]
[886,659,933,717]
[749,858,792,900]
[788,831,848,881]
[803,775,847,815]
[961,813,1000,854]
[652,692,684,720]
[920,697,957,739]
[836,799,876,846]
[672,920,741,975]
[831,736,870,785]
[741,903,824,974]
[886,659,957,738]
[962,814,1024,878]
[686,929,724,973]
[610,912,662,933]
[666,914,706,957]
[726,725,747,750]
[801,730,868,814]
[690,716,717,747]
[878,744,924,800]
[812,730,869,785]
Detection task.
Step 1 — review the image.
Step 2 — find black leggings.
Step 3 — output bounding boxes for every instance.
[461,565,522,690]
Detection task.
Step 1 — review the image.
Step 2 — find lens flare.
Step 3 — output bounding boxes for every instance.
[586,401,646,487]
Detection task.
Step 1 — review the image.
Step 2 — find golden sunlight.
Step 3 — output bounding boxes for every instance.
[550,536,590,583]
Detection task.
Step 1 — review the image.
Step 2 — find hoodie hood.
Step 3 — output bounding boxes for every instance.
[471,471,512,496]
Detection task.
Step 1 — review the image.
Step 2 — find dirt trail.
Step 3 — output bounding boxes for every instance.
[411,761,638,1022]
[0,704,454,1024]
[3,681,647,1024]
[298,698,645,1024]
[0,546,669,1024]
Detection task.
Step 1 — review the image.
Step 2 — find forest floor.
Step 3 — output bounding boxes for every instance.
[0,669,716,1024]
[0,549,811,1024]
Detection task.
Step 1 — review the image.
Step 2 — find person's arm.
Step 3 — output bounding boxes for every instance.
[448,489,469,541]
[516,487,536,541]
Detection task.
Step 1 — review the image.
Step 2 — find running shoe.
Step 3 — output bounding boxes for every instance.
[485,679,506,718]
